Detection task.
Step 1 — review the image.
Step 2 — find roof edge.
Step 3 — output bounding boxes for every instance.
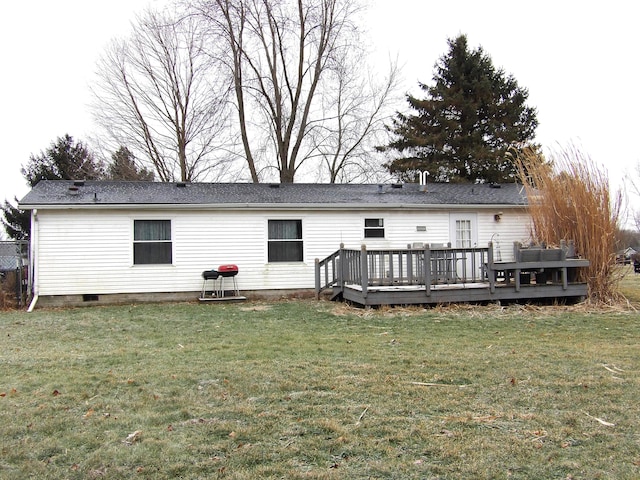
[19,202,528,211]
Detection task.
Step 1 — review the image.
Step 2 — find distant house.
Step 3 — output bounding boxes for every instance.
[617,247,638,264]
[19,180,532,307]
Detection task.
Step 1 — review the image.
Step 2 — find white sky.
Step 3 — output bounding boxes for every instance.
[1,1,638,225]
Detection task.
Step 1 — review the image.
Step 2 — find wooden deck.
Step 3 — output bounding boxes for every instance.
[315,242,589,307]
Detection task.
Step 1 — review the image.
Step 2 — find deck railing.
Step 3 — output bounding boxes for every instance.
[315,243,492,298]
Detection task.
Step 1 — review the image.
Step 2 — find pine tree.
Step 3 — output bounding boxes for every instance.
[106,147,155,181]
[21,134,104,187]
[2,135,104,240]
[1,198,30,240]
[383,35,538,183]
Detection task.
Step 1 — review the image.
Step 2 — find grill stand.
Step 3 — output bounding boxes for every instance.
[218,275,239,297]
[199,265,246,303]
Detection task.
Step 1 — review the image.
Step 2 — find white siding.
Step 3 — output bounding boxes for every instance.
[477,209,532,262]
[34,207,532,296]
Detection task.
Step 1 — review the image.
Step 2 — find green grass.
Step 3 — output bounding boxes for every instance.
[620,264,640,305]
[1,298,639,479]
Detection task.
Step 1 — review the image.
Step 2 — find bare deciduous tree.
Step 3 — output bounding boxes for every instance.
[92,8,232,182]
[191,0,389,183]
[311,56,400,183]
[627,162,640,231]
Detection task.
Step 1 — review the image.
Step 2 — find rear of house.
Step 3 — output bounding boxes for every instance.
[19,181,531,307]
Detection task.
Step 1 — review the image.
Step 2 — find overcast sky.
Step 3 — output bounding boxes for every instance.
[1,1,638,226]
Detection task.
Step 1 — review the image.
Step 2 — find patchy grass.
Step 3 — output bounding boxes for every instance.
[620,264,640,306]
[1,300,639,479]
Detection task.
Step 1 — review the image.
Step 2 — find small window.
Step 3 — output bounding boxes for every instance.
[364,218,385,238]
[133,220,172,265]
[268,220,303,262]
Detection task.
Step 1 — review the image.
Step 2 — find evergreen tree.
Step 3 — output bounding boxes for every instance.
[1,197,30,240]
[21,134,104,187]
[2,135,104,240]
[383,35,538,183]
[106,146,155,181]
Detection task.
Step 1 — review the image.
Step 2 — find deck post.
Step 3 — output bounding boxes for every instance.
[361,245,368,298]
[338,243,345,291]
[488,242,496,294]
[314,258,320,299]
[424,245,431,296]
[513,241,522,262]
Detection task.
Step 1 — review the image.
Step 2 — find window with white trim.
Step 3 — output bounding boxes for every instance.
[455,219,472,248]
[133,220,172,264]
[364,218,385,238]
[268,220,303,262]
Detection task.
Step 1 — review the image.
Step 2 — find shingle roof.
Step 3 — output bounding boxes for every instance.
[19,180,528,208]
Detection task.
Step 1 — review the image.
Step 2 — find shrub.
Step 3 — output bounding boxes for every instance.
[0,271,18,310]
[516,145,623,303]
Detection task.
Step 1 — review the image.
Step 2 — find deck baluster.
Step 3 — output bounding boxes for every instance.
[316,242,588,306]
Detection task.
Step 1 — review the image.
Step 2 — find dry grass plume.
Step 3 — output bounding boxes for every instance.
[515,145,623,304]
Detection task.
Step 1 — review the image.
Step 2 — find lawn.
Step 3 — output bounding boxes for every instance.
[1,285,639,478]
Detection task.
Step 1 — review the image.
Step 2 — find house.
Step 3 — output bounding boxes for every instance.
[18,180,533,307]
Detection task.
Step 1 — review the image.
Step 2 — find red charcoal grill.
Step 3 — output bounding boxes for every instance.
[217,264,239,297]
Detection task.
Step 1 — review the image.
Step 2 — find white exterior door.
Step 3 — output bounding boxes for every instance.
[450,213,478,248]
[449,213,479,280]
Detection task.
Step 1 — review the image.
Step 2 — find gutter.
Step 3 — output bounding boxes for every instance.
[18,202,528,211]
[28,208,39,312]
[28,295,38,313]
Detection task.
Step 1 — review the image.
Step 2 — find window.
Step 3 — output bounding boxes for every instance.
[364,218,385,238]
[455,219,472,248]
[133,220,172,265]
[268,220,303,262]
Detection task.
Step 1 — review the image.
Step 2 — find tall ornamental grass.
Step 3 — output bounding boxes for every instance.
[516,146,623,303]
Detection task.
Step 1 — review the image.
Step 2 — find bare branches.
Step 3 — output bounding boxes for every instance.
[94,0,395,183]
[91,8,233,182]
[626,162,640,231]
[190,0,382,183]
[313,57,401,183]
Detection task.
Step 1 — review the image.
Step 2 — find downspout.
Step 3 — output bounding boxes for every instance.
[27,209,39,312]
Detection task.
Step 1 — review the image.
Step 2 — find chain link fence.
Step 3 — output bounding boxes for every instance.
[0,240,30,308]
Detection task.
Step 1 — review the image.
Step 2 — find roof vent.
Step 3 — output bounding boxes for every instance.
[269,183,280,188]
[73,180,85,187]
[377,184,384,194]
[419,170,429,192]
[489,183,501,189]
[176,182,187,188]
[68,186,79,195]
[391,183,403,189]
